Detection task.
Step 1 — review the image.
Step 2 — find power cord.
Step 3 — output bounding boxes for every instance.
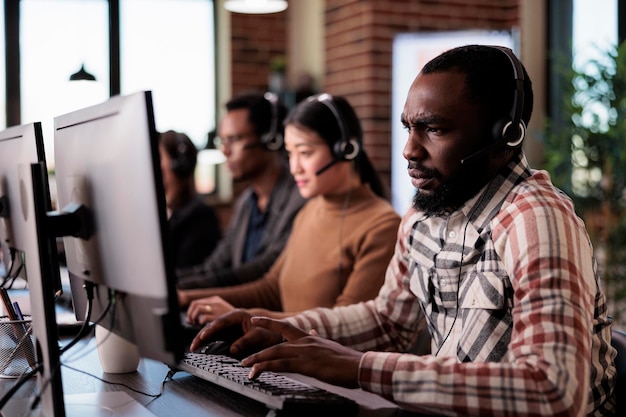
[58,288,171,402]
[59,282,96,355]
[0,248,24,289]
[60,363,171,399]
[0,282,169,411]
[0,363,43,411]
[29,282,114,411]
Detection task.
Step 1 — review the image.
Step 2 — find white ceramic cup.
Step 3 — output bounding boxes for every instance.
[94,324,140,374]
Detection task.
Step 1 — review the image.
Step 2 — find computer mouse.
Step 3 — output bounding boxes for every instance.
[198,340,232,356]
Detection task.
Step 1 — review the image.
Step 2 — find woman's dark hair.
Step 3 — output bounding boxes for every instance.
[284,94,388,200]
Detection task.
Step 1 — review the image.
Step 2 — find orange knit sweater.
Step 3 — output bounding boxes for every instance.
[208,184,401,318]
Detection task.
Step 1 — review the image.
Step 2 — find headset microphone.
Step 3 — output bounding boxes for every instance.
[315,158,338,176]
[460,141,499,166]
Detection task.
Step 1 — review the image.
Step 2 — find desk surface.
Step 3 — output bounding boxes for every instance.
[0,337,411,417]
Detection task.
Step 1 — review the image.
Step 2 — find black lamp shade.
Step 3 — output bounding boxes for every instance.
[69,64,96,81]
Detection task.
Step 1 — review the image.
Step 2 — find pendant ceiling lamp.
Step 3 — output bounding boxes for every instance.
[224,0,287,14]
[69,64,96,81]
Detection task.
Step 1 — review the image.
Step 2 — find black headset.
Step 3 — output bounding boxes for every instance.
[313,93,361,161]
[490,45,526,150]
[170,132,195,178]
[260,92,284,151]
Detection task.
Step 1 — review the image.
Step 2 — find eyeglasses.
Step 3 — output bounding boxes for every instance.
[213,134,256,151]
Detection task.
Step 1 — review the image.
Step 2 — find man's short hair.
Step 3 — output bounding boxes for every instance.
[225,92,288,140]
[422,44,533,130]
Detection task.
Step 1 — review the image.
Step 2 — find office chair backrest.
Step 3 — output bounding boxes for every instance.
[611,328,626,414]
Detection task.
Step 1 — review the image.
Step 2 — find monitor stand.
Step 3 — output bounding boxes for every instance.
[1,391,157,416]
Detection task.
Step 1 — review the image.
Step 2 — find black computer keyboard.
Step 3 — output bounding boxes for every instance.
[177,352,359,416]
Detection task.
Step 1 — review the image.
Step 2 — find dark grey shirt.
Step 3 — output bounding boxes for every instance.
[176,165,306,289]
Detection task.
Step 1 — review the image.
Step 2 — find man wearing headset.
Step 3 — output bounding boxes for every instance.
[191,45,616,415]
[177,92,306,296]
[159,130,222,269]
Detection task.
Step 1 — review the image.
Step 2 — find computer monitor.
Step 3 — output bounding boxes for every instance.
[0,127,63,416]
[19,161,66,416]
[53,90,184,366]
[0,123,64,416]
[0,122,57,286]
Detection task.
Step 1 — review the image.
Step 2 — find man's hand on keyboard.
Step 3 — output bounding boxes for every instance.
[189,309,283,358]
[241,316,362,389]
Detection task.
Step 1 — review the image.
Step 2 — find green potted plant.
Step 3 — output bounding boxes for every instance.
[545,40,626,325]
[268,55,287,92]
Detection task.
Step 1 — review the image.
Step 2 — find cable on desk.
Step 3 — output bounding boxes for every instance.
[61,363,170,399]
[30,283,114,410]
[59,282,116,354]
[55,289,117,365]
[28,285,165,409]
[0,363,43,411]
[0,270,118,411]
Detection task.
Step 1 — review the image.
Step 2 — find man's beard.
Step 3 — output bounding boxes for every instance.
[411,162,486,217]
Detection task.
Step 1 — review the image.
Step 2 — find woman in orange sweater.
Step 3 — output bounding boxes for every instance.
[182,94,400,324]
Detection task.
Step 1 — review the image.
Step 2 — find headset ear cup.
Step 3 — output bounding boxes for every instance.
[492,118,526,150]
[490,46,526,151]
[505,120,526,149]
[262,132,283,151]
[335,137,360,161]
[262,92,283,151]
[491,117,509,144]
[275,133,284,150]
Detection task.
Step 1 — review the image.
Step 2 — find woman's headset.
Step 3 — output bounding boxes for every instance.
[312,93,361,161]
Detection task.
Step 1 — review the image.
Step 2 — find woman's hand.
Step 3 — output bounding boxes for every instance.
[186,295,235,325]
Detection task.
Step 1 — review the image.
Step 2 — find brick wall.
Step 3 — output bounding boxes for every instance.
[323,0,519,187]
[230,11,288,94]
[229,0,520,189]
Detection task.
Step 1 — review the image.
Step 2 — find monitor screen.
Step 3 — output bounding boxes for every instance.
[53,91,184,366]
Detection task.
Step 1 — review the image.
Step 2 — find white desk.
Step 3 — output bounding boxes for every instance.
[0,337,416,417]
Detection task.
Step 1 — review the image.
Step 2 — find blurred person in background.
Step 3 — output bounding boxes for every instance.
[159,130,222,269]
[176,92,306,293]
[182,94,400,323]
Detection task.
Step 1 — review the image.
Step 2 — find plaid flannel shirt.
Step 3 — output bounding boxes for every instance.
[288,153,616,416]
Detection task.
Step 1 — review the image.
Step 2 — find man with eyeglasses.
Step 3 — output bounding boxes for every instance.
[177,92,306,301]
